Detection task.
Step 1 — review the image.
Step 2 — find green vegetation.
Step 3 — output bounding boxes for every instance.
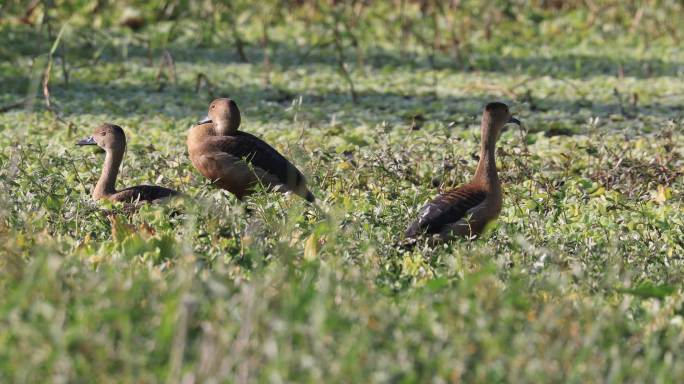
[1,1,684,382]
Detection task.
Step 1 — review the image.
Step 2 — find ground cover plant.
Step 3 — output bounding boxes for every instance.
[1,1,684,382]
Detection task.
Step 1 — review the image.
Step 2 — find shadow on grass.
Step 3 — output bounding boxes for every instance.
[8,77,681,137]
[1,24,682,95]
[2,26,683,130]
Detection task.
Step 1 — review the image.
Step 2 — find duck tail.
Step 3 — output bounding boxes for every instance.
[305,191,315,203]
[397,236,418,250]
[396,223,420,250]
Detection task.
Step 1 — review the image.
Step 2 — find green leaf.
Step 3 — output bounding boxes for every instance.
[617,283,676,299]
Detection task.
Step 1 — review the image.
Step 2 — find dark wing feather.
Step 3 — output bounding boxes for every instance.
[405,185,487,238]
[208,132,309,193]
[112,185,180,203]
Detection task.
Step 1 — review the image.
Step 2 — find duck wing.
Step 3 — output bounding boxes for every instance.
[205,132,314,201]
[405,184,487,238]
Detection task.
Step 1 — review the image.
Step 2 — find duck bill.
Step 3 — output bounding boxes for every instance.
[508,116,521,126]
[501,116,521,133]
[76,136,97,146]
[197,116,212,125]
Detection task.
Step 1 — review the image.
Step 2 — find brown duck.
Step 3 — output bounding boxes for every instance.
[405,102,520,242]
[77,123,180,203]
[187,98,315,202]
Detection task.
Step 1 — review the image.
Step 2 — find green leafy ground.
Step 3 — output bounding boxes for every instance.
[1,3,684,382]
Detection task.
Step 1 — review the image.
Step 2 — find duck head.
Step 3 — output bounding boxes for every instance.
[77,123,127,152]
[481,102,521,143]
[198,98,241,135]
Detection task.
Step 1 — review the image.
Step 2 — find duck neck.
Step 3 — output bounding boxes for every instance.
[93,148,123,199]
[473,123,499,191]
[215,120,237,136]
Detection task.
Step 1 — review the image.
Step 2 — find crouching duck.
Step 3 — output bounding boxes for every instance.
[404,102,520,243]
[77,123,180,203]
[187,98,315,202]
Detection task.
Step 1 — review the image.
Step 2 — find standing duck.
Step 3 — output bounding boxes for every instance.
[404,102,520,242]
[187,98,315,202]
[77,123,180,203]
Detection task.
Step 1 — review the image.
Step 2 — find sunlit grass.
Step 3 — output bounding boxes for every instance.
[1,2,684,382]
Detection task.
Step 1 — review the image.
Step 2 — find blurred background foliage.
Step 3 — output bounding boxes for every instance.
[2,0,683,106]
[1,0,683,58]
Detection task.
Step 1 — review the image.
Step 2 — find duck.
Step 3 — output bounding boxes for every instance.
[76,123,180,203]
[404,102,521,243]
[187,98,315,202]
